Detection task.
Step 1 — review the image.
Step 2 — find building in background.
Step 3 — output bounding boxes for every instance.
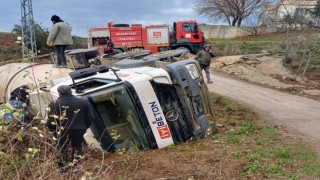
[258,0,317,27]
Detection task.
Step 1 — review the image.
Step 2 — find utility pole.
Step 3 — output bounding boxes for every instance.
[21,0,37,61]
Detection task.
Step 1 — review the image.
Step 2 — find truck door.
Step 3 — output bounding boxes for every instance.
[173,21,204,53]
[177,22,202,43]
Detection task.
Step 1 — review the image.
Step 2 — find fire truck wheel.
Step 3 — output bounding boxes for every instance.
[112,24,130,27]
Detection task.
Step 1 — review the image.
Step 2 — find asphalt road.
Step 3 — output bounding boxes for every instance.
[207,73,320,141]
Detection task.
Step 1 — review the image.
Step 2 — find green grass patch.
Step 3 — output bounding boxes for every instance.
[260,127,278,139]
[216,96,241,111]
[231,151,242,159]
[275,147,291,159]
[207,38,284,56]
[244,161,262,174]
[226,134,242,144]
[213,92,320,178]
[235,123,256,135]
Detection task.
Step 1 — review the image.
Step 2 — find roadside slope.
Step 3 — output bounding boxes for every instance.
[208,73,320,141]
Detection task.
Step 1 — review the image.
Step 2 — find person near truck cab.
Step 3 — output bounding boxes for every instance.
[195,44,215,84]
[5,85,30,122]
[47,15,73,68]
[105,36,114,54]
[9,85,30,106]
[47,85,94,172]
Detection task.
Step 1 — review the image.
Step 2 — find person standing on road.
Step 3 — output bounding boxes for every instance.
[196,44,215,84]
[47,15,73,68]
[47,85,94,172]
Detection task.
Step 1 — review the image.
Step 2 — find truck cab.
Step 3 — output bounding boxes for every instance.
[50,60,214,152]
[171,20,205,54]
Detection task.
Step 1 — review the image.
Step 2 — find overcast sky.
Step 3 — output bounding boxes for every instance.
[0,0,212,37]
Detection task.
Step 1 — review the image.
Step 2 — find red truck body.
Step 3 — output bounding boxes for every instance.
[88,20,204,54]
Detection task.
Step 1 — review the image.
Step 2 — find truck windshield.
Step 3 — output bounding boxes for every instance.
[87,85,149,152]
[182,23,198,33]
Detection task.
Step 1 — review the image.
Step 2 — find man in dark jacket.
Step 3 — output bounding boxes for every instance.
[5,85,30,122]
[196,44,215,84]
[47,85,94,171]
[9,85,30,105]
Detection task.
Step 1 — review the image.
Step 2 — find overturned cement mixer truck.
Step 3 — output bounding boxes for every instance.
[0,51,215,153]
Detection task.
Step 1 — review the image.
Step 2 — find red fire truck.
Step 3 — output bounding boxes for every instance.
[88,20,205,55]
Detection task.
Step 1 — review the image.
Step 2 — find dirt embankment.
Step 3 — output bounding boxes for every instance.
[212,55,320,100]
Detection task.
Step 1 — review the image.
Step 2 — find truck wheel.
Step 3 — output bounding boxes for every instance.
[112,50,151,60]
[143,49,189,61]
[114,59,157,69]
[83,48,99,60]
[112,24,130,27]
[113,49,124,54]
[176,47,190,53]
[67,48,99,60]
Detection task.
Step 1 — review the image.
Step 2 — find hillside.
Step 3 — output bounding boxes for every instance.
[208,31,320,81]
[0,32,21,61]
[0,32,88,62]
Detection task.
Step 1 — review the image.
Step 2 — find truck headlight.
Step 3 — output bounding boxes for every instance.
[186,63,200,79]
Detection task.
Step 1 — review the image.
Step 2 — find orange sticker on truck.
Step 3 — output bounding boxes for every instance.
[150,101,171,139]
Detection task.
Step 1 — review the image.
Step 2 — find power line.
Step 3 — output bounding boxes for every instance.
[21,0,37,61]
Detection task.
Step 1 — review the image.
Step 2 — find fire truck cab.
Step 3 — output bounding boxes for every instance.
[170,20,205,54]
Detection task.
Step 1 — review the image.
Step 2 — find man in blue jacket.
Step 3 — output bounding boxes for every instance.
[47,85,95,172]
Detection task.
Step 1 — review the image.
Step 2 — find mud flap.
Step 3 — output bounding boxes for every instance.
[199,115,210,138]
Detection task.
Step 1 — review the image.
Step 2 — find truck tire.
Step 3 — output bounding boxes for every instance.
[82,48,99,60]
[114,59,157,69]
[113,49,124,54]
[112,24,130,27]
[112,50,151,60]
[67,48,99,60]
[176,47,190,53]
[143,49,189,61]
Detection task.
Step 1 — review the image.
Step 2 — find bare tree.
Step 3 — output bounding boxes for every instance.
[195,0,273,26]
[242,12,266,36]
